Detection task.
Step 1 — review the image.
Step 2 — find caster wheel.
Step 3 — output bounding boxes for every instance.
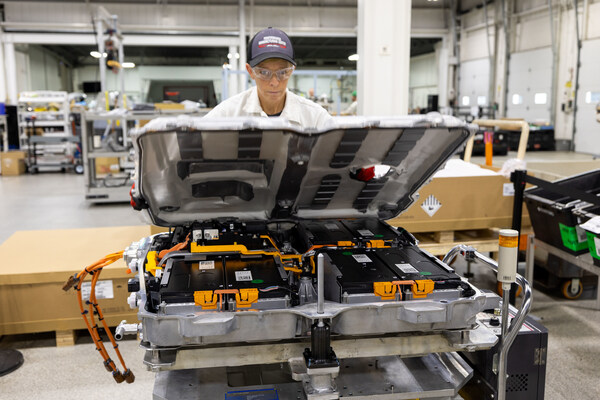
[497,281,522,297]
[561,280,583,300]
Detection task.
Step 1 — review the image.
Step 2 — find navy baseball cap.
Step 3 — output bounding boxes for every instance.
[247,27,296,67]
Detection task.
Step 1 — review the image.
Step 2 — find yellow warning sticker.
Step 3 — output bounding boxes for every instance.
[499,235,518,248]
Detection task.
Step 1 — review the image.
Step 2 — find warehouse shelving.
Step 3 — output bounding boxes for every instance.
[17,91,78,172]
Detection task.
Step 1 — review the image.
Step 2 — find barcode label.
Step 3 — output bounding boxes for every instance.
[81,280,114,300]
[503,183,515,196]
[395,263,419,274]
[352,254,372,263]
[198,261,215,270]
[235,271,253,281]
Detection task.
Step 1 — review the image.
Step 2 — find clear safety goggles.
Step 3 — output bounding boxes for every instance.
[252,66,295,82]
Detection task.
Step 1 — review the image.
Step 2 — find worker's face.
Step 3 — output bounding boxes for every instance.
[247,59,293,105]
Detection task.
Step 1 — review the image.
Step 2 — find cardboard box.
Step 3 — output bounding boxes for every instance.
[95,156,120,177]
[155,102,185,111]
[1,151,27,176]
[0,226,151,335]
[387,175,530,233]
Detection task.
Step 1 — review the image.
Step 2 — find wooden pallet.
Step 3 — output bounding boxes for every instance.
[414,228,500,256]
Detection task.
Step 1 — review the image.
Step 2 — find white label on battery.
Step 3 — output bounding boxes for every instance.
[357,229,374,237]
[352,254,372,263]
[421,195,441,217]
[204,229,219,240]
[197,260,215,270]
[325,223,339,231]
[192,229,203,241]
[580,216,600,235]
[395,263,419,274]
[235,271,253,281]
[81,280,114,301]
[576,225,588,243]
[503,183,515,197]
[595,237,600,258]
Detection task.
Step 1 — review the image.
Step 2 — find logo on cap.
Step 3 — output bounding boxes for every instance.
[258,36,287,49]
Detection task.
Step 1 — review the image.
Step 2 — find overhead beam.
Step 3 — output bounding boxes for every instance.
[3,32,239,47]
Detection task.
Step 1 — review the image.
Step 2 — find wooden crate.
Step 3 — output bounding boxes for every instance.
[0,226,152,338]
[415,228,500,256]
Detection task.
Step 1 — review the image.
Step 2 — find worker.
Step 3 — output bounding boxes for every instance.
[205,27,333,129]
[341,90,357,116]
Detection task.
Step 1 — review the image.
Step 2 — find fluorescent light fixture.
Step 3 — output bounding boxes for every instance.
[477,96,487,106]
[461,96,470,106]
[348,54,359,61]
[90,51,102,58]
[122,62,135,68]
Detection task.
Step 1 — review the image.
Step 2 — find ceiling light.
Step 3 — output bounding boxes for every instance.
[90,51,102,58]
[348,54,359,61]
[227,53,233,59]
[234,53,240,59]
[122,62,136,68]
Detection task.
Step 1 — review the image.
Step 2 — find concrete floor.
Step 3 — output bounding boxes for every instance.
[1,153,600,399]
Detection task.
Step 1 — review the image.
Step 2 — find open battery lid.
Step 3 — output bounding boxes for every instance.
[133,115,474,226]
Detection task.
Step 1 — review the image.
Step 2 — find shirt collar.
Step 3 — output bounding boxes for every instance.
[242,86,301,124]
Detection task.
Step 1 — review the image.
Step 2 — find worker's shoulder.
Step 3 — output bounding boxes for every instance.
[205,88,253,117]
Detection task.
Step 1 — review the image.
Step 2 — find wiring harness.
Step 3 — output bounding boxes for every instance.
[63,251,135,384]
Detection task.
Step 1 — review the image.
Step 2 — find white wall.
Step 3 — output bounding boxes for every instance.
[28,46,63,91]
[13,46,66,95]
[409,52,438,110]
[514,12,551,52]
[15,50,30,93]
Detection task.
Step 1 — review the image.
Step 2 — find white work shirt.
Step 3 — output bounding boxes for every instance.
[342,101,358,116]
[205,86,333,129]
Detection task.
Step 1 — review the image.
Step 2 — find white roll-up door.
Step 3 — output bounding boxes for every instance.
[458,58,490,110]
[506,47,553,123]
[575,39,600,155]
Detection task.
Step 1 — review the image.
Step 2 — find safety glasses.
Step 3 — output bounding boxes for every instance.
[252,66,295,81]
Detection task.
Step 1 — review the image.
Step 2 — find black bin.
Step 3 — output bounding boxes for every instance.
[524,170,600,255]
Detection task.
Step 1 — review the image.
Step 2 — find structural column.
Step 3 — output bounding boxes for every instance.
[0,31,7,103]
[3,40,17,104]
[239,0,247,93]
[357,0,412,116]
[228,45,239,98]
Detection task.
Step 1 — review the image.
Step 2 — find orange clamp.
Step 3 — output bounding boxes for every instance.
[236,288,259,308]
[194,291,218,310]
[411,279,435,299]
[367,240,388,248]
[373,281,397,300]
